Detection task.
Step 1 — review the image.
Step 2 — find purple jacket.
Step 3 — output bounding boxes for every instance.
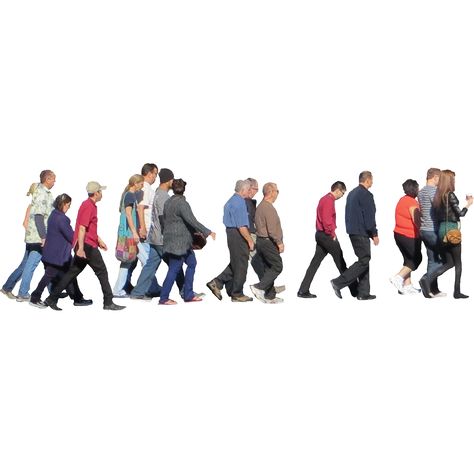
[42,209,74,266]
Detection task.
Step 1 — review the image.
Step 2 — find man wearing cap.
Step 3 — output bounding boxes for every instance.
[44,181,125,311]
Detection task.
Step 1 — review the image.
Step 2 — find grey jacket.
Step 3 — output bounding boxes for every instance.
[162,195,211,256]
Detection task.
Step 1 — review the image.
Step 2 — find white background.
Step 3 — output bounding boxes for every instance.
[1,1,474,473]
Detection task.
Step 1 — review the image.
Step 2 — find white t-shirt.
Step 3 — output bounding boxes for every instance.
[139,181,154,232]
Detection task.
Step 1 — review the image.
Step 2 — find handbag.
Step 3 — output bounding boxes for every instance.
[442,193,462,245]
[115,197,138,262]
[192,232,207,250]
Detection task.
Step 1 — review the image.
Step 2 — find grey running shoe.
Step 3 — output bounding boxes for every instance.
[16,294,30,303]
[1,288,16,299]
[29,300,47,309]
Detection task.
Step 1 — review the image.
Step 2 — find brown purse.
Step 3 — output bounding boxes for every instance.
[443,193,462,245]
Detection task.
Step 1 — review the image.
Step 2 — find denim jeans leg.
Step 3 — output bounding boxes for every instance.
[113,262,133,296]
[132,245,163,296]
[160,255,185,302]
[183,250,197,301]
[18,250,42,297]
[3,248,29,292]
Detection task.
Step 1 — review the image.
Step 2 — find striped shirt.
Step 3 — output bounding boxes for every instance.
[418,185,437,231]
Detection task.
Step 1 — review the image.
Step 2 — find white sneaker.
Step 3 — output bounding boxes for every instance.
[430,291,447,298]
[389,275,404,292]
[274,285,286,294]
[265,296,284,304]
[250,285,267,303]
[402,284,421,295]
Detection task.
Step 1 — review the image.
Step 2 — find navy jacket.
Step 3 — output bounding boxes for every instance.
[42,209,74,266]
[345,185,378,237]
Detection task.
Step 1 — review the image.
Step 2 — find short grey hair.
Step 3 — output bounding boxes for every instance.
[246,177,258,188]
[235,179,251,193]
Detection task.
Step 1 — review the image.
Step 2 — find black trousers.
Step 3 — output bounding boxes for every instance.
[299,231,356,295]
[31,260,84,303]
[254,238,283,299]
[250,234,265,280]
[332,235,371,296]
[49,244,114,305]
[216,228,250,297]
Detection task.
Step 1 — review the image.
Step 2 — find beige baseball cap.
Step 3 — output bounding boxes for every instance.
[86,181,107,193]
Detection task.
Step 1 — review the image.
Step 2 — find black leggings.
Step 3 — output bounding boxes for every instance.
[427,242,462,294]
[394,233,422,271]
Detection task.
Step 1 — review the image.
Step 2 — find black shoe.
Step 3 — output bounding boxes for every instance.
[454,293,469,299]
[130,294,153,300]
[419,278,432,298]
[297,291,317,298]
[44,297,62,311]
[73,299,93,306]
[58,291,69,299]
[103,302,126,310]
[357,294,376,300]
[330,280,342,299]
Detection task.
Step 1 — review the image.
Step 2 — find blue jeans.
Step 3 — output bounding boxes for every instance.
[13,248,42,297]
[113,260,135,296]
[132,244,164,296]
[125,242,161,295]
[160,250,196,302]
[3,247,29,292]
[420,229,443,292]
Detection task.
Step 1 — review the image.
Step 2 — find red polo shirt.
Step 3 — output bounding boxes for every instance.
[73,198,99,248]
[316,193,337,238]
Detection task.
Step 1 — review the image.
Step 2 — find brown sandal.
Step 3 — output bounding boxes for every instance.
[185,296,203,303]
[159,299,177,305]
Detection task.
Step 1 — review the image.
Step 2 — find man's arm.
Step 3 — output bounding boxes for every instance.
[137,204,147,240]
[238,226,254,250]
[76,225,87,258]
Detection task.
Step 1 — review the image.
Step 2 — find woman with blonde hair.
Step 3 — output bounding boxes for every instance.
[113,174,144,297]
[419,169,473,298]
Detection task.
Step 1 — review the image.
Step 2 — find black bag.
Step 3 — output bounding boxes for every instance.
[192,232,207,250]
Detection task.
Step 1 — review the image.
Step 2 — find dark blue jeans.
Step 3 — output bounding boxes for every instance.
[160,250,197,302]
[420,229,442,293]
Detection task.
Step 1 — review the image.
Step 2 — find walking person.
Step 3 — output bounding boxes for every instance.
[389,179,423,295]
[1,170,56,301]
[419,169,473,299]
[330,171,379,300]
[250,183,285,304]
[297,181,357,299]
[124,163,161,296]
[158,179,215,305]
[207,180,255,302]
[44,181,125,311]
[418,167,445,297]
[112,174,144,297]
[29,193,92,308]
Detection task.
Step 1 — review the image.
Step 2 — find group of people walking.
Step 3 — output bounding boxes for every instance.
[1,166,471,311]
